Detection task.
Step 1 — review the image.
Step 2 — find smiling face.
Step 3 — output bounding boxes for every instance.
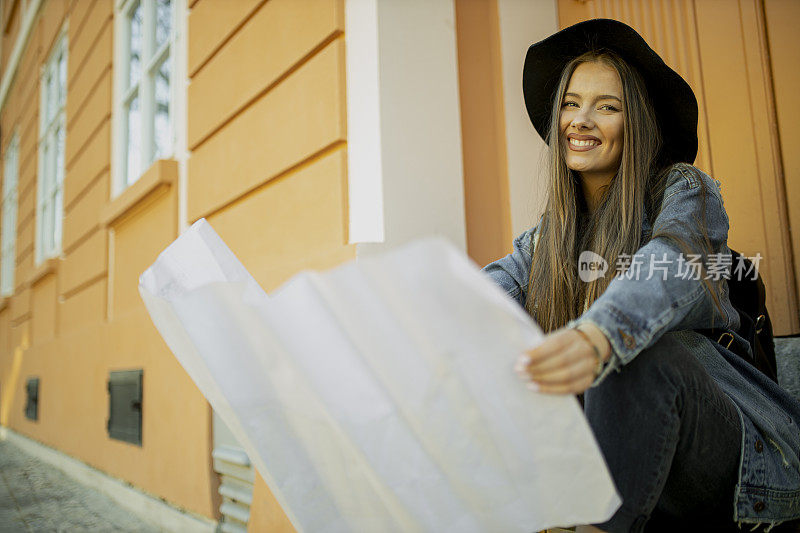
[559,61,624,185]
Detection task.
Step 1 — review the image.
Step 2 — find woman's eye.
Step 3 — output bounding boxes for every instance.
[562,101,578,108]
[600,105,619,111]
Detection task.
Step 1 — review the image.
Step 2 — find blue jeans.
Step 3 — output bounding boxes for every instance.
[583,331,742,532]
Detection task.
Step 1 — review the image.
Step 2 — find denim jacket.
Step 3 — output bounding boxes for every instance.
[482,163,800,528]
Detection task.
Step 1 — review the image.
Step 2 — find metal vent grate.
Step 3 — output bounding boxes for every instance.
[107,369,143,446]
[25,377,39,421]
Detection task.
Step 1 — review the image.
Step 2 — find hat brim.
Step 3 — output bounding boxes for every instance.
[523,18,698,165]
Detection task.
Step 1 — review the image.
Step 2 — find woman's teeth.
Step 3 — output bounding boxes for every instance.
[570,138,599,147]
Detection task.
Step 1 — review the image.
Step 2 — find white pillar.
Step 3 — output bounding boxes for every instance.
[345,0,468,256]
[496,0,559,237]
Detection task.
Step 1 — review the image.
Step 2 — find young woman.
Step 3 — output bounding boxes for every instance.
[482,19,800,533]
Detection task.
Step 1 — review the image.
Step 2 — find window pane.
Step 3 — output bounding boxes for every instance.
[42,198,53,256]
[53,187,63,253]
[2,145,15,197]
[126,94,141,185]
[46,72,56,123]
[46,136,57,194]
[56,125,65,185]
[42,136,55,257]
[43,139,52,194]
[1,139,18,295]
[154,54,171,159]
[129,1,142,89]
[9,199,16,255]
[58,51,67,108]
[1,257,8,294]
[156,0,171,50]
[54,125,64,252]
[1,254,10,294]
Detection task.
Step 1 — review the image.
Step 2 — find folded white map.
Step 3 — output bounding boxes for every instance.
[138,218,621,532]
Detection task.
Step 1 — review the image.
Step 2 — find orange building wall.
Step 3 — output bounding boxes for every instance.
[455,0,513,269]
[1,0,353,527]
[2,0,798,529]
[0,0,219,521]
[185,0,352,528]
[764,0,800,326]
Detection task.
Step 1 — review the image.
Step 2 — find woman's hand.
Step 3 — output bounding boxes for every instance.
[515,323,612,394]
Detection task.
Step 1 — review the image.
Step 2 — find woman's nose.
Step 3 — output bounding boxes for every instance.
[571,109,594,130]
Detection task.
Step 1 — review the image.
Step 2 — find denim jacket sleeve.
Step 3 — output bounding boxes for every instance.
[566,163,740,387]
[481,217,540,309]
[481,163,739,388]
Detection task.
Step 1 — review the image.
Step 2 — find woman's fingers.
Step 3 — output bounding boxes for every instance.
[526,344,583,375]
[524,331,573,364]
[535,374,595,395]
[515,327,599,394]
[532,356,595,386]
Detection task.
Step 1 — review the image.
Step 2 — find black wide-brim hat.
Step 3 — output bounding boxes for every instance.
[523,18,698,165]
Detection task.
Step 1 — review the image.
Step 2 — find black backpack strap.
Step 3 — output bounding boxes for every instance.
[699,248,779,384]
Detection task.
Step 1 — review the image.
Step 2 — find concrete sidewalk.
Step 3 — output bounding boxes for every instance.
[0,439,159,532]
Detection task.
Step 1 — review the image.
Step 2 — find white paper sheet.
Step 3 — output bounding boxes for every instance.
[138,218,621,532]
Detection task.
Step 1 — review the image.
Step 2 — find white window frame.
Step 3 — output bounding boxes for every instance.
[112,0,178,197]
[1,131,20,296]
[35,26,68,266]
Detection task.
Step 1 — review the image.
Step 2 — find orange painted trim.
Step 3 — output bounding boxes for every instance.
[3,0,19,34]
[455,0,513,266]
[0,296,8,311]
[100,159,177,228]
[27,257,59,287]
[765,0,800,331]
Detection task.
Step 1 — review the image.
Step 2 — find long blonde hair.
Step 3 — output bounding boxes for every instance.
[525,50,725,332]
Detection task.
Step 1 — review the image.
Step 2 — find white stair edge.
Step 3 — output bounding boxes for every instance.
[219,482,253,506]
[220,520,248,533]
[0,426,218,532]
[212,445,250,466]
[220,501,250,524]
